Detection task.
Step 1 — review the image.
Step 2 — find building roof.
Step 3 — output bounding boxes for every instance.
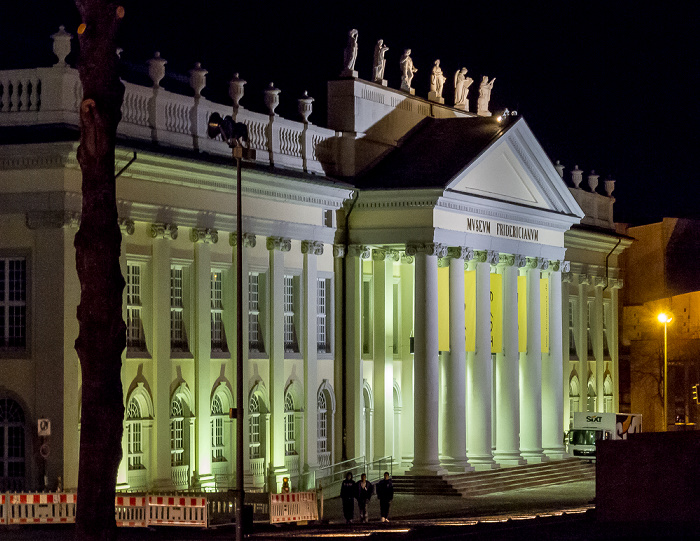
[354,116,513,190]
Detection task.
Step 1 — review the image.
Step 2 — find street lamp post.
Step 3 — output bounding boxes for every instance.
[657,312,673,431]
[208,113,255,541]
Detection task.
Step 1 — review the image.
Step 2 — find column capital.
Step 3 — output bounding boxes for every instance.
[447,246,474,260]
[548,260,561,272]
[372,248,386,261]
[593,276,606,288]
[561,260,571,272]
[387,249,401,262]
[333,244,346,258]
[474,250,498,265]
[579,273,591,286]
[229,232,257,247]
[562,271,574,283]
[406,243,447,257]
[611,277,624,289]
[150,223,178,240]
[526,256,548,270]
[401,252,414,265]
[118,218,135,236]
[190,227,218,244]
[348,244,371,259]
[301,240,324,255]
[498,253,515,267]
[266,236,291,252]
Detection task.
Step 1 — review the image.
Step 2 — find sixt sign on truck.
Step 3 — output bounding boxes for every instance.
[567,412,642,460]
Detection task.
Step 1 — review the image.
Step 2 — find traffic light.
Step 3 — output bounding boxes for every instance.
[693,384,699,404]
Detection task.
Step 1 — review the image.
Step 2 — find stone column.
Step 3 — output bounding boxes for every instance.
[467,250,498,470]
[611,278,622,412]
[150,223,178,489]
[399,252,415,467]
[409,243,446,475]
[372,248,395,459]
[444,247,473,471]
[578,274,590,413]
[520,257,547,463]
[494,254,526,466]
[267,236,291,491]
[543,260,566,459]
[561,268,573,426]
[333,245,346,462]
[191,228,218,485]
[345,245,369,460]
[302,240,322,475]
[594,276,606,412]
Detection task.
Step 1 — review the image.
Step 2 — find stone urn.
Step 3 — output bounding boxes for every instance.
[189,62,207,98]
[298,91,314,123]
[571,165,583,189]
[51,26,72,67]
[264,82,281,116]
[605,178,616,197]
[229,73,246,109]
[587,170,599,192]
[147,52,167,88]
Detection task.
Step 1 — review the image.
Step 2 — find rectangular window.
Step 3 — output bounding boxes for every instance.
[170,266,186,351]
[248,272,264,353]
[284,275,298,353]
[317,278,332,353]
[361,277,373,356]
[211,270,226,351]
[603,302,610,357]
[568,299,577,357]
[127,422,142,470]
[392,281,400,355]
[126,263,145,350]
[0,258,27,350]
[170,418,184,466]
[586,300,594,356]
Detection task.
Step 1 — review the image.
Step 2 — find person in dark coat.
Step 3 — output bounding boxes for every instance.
[375,471,394,522]
[356,473,373,522]
[340,471,356,523]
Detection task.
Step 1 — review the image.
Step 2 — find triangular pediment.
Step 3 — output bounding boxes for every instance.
[446,118,583,217]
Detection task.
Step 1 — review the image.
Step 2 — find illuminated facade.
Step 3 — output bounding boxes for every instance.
[0,30,626,493]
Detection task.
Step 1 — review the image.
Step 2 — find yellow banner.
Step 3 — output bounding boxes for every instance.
[490,273,503,353]
[517,275,527,352]
[438,266,450,351]
[465,270,476,351]
[540,277,549,353]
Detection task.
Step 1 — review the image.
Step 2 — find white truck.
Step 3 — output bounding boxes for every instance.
[567,412,642,460]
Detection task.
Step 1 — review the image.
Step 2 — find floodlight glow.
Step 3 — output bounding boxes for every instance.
[657,312,672,324]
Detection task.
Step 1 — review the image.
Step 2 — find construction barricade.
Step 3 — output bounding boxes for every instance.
[8,493,77,524]
[147,495,207,527]
[269,492,318,524]
[0,494,6,525]
[115,495,148,527]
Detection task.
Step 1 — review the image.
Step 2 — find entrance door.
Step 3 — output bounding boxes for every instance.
[0,398,26,491]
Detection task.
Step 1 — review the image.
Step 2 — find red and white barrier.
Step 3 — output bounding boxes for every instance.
[147,496,207,527]
[8,493,77,524]
[115,495,147,527]
[269,492,318,524]
[1,494,7,525]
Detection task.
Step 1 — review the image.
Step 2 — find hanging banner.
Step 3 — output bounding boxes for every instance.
[464,270,476,351]
[517,275,527,352]
[540,277,549,353]
[438,265,450,351]
[490,273,503,353]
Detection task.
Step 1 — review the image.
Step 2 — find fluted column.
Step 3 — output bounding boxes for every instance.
[520,257,547,463]
[594,277,606,412]
[611,278,622,412]
[409,243,446,475]
[444,247,473,471]
[267,236,291,491]
[467,250,498,470]
[543,260,566,459]
[578,274,590,413]
[399,253,415,467]
[494,254,526,465]
[332,244,346,462]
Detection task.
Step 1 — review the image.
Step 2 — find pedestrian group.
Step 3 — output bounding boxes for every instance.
[340,471,394,523]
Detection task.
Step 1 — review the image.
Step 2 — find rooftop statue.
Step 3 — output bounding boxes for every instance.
[400,49,418,93]
[342,29,359,76]
[477,76,496,116]
[430,60,446,98]
[453,67,473,110]
[373,39,389,84]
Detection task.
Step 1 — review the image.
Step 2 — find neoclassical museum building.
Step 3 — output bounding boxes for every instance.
[0,28,627,492]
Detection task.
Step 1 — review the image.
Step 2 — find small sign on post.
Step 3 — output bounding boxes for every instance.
[38,418,51,437]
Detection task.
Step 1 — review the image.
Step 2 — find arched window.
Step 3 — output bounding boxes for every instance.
[284,392,296,456]
[126,398,143,471]
[170,397,184,466]
[603,373,614,413]
[211,395,225,462]
[569,374,580,423]
[0,398,25,491]
[249,395,261,460]
[317,391,327,458]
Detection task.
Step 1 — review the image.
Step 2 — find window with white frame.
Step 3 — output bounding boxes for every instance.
[211,270,226,351]
[0,257,27,350]
[317,278,331,353]
[126,263,145,350]
[170,398,184,467]
[170,266,187,351]
[568,299,577,357]
[317,391,327,457]
[249,395,261,460]
[603,301,610,357]
[248,272,264,353]
[126,398,143,470]
[361,276,373,356]
[284,391,296,455]
[284,275,298,353]
[586,300,594,357]
[211,395,225,462]
[392,280,400,355]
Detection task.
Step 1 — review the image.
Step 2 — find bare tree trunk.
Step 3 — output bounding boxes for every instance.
[73,1,125,539]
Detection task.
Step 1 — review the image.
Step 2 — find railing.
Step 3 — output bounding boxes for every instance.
[314,456,367,489]
[284,454,300,478]
[366,455,393,481]
[0,65,337,176]
[171,465,189,490]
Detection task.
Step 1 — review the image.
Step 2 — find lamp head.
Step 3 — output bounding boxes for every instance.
[207,112,235,141]
[657,312,673,324]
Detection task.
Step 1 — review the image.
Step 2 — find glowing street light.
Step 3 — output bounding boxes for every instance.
[657,312,673,431]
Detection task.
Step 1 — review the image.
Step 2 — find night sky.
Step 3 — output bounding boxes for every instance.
[2,1,698,224]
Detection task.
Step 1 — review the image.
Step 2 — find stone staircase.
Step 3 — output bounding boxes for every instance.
[392,459,595,497]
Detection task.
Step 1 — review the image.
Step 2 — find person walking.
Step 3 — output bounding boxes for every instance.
[376,471,394,522]
[356,473,373,522]
[340,471,356,524]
